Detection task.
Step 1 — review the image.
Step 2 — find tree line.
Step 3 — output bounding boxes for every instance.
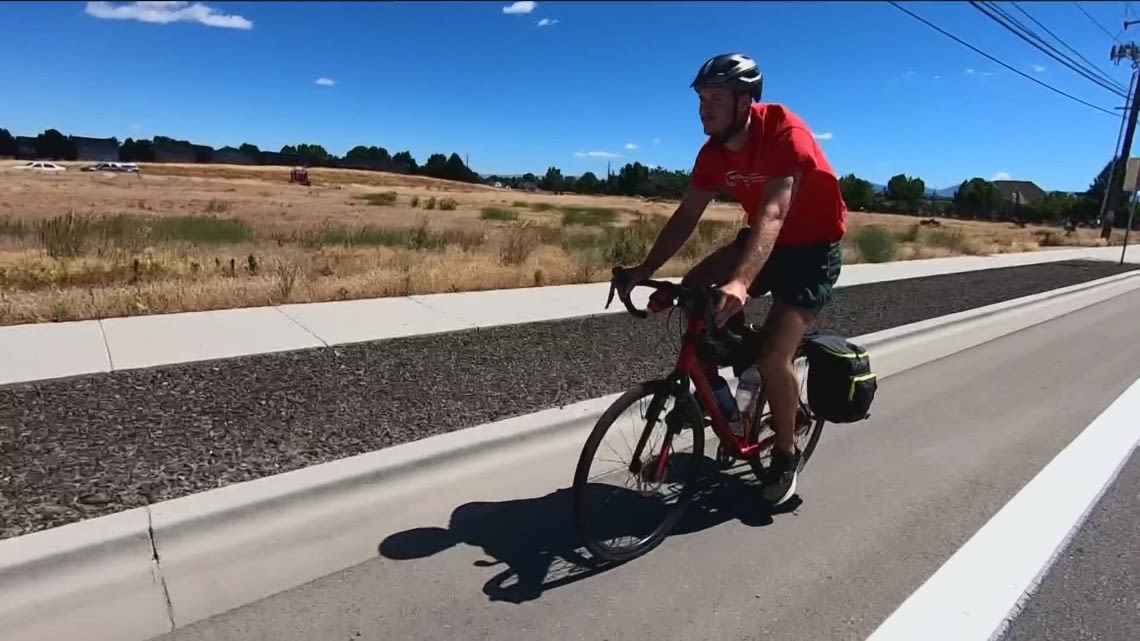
[484,164,695,201]
[837,160,1129,227]
[2,126,1129,227]
[497,161,1125,227]
[0,128,483,184]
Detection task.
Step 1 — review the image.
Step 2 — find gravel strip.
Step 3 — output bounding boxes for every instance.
[1,259,1137,540]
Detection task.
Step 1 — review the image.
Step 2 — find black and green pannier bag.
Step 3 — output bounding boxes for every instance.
[801,333,877,423]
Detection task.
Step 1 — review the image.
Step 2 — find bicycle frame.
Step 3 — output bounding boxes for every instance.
[606,269,785,485]
[633,311,776,485]
[676,314,768,458]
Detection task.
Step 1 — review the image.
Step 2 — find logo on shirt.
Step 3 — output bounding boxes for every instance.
[725,170,767,188]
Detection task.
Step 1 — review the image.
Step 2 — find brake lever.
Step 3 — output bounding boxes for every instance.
[610,267,648,319]
[704,286,745,344]
[622,283,648,318]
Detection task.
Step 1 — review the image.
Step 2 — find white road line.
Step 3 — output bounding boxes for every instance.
[864,376,1140,641]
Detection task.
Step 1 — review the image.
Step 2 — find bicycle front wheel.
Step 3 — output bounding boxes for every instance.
[572,379,705,565]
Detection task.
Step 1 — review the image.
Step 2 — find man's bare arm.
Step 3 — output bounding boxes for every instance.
[639,186,717,273]
[730,172,801,286]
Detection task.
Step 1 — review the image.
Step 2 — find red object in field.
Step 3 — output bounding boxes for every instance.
[289,166,310,186]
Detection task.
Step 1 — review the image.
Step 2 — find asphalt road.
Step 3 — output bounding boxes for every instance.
[155,288,1140,641]
[999,446,1140,641]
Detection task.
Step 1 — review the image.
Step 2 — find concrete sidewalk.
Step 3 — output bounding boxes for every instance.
[1,245,1135,386]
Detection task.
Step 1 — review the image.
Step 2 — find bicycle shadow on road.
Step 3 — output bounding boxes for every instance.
[377,454,802,604]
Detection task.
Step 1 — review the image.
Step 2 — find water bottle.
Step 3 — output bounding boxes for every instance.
[735,365,763,424]
[711,375,743,437]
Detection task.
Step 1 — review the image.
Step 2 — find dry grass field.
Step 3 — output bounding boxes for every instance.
[0,161,1124,326]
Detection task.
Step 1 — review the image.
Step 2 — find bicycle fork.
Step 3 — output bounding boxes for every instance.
[628,390,687,485]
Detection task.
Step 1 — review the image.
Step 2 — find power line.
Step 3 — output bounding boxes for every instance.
[1073,2,1122,44]
[979,1,1126,96]
[886,1,1120,117]
[986,1,1125,94]
[1007,2,1125,92]
[971,1,1127,98]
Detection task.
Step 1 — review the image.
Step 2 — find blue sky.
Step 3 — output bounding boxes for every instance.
[1,1,1136,191]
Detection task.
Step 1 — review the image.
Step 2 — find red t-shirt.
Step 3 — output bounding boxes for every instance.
[691,102,847,246]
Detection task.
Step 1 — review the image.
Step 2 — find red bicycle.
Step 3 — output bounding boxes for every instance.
[571,267,827,564]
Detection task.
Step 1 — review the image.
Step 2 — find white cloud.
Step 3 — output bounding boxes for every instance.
[575,151,621,159]
[1032,64,1046,73]
[624,142,639,150]
[502,1,536,15]
[652,137,662,144]
[85,1,253,29]
[537,18,558,26]
[964,68,976,75]
[315,77,335,86]
[933,74,943,80]
[992,171,1012,181]
[813,132,833,142]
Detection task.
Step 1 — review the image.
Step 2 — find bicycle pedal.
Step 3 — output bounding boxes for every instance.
[715,443,734,468]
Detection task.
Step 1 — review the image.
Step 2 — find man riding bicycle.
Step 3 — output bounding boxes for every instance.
[619,53,847,507]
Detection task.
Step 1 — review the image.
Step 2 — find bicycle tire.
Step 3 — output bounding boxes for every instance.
[796,417,826,471]
[572,379,705,565]
[746,354,827,476]
[794,352,827,471]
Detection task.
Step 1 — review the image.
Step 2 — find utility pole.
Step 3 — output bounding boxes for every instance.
[1102,42,1140,242]
[1122,191,1136,264]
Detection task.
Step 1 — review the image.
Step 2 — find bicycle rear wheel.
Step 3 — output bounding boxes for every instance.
[572,379,705,565]
[745,354,826,476]
[793,353,827,469]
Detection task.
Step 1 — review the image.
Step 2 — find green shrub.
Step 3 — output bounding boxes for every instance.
[855,226,896,263]
[480,207,519,222]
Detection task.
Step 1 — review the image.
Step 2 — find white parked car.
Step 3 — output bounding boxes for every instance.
[10,161,66,173]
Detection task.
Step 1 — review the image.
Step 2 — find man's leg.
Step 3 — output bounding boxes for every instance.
[756,301,814,505]
[758,301,814,451]
[756,242,841,505]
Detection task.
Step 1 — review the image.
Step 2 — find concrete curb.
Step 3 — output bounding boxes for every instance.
[855,269,1140,377]
[3,270,1140,641]
[0,507,171,641]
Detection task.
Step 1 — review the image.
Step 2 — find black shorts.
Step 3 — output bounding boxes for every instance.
[732,228,843,312]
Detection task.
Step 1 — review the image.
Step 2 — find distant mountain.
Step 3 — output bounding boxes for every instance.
[870,183,958,199]
[927,185,960,198]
